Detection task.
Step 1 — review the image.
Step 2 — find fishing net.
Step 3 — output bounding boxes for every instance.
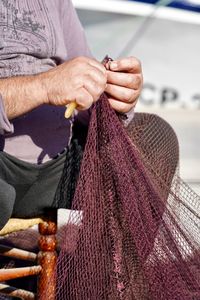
[0,93,199,300]
[53,94,200,299]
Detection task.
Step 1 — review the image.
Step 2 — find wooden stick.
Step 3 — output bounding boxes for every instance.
[0,283,35,300]
[37,212,57,300]
[0,245,37,262]
[0,266,42,281]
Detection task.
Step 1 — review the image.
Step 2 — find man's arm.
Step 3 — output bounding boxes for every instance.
[0,55,143,129]
[0,57,107,122]
[0,75,45,120]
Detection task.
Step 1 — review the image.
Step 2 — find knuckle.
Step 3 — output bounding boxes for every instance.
[98,66,107,78]
[130,56,142,69]
[101,75,107,87]
[126,90,134,102]
[127,90,137,103]
[78,93,93,109]
[84,73,92,82]
[73,76,82,87]
[89,72,106,89]
[121,89,128,101]
[95,85,104,97]
[134,89,141,100]
[78,56,86,62]
[93,91,101,102]
[127,75,134,86]
[134,74,142,88]
[75,56,87,65]
[86,95,94,107]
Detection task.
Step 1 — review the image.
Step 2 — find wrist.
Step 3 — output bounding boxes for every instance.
[37,72,50,105]
[0,73,49,120]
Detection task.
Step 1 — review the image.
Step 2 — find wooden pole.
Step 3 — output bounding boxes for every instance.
[0,245,37,262]
[0,266,41,281]
[0,283,35,300]
[37,211,57,300]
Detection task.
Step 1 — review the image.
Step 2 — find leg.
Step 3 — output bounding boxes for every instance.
[0,179,15,230]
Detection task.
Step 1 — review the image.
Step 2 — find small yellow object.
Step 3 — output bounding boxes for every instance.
[65,102,77,119]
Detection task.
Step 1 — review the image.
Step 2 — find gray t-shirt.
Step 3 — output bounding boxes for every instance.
[0,0,91,163]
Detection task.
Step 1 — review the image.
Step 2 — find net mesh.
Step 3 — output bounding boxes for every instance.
[54,94,200,299]
[0,94,199,300]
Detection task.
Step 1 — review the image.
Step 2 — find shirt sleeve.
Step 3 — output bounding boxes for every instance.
[0,94,14,135]
[61,0,92,59]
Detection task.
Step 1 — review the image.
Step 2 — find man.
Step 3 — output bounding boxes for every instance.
[0,0,143,230]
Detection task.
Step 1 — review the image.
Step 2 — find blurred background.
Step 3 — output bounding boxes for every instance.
[72,0,200,193]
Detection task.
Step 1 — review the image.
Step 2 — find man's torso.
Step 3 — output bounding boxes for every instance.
[0,0,90,164]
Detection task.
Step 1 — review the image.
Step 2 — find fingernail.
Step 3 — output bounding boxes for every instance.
[110,61,118,70]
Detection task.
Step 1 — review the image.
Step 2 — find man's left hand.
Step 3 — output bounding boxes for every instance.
[105,57,143,113]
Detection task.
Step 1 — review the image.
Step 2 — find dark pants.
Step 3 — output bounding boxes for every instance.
[0,150,67,230]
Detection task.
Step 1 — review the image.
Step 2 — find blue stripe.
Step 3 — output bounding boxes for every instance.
[128,0,200,13]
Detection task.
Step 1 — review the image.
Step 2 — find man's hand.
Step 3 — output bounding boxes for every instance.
[41,56,107,110]
[0,56,107,119]
[105,57,143,113]
[0,56,141,120]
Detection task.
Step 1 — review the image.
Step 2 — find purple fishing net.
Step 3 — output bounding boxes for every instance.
[54,94,200,300]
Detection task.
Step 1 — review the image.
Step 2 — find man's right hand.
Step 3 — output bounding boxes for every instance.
[0,56,107,120]
[41,56,107,111]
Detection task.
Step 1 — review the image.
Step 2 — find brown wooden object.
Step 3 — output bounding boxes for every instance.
[37,211,57,300]
[0,266,42,281]
[0,283,35,300]
[0,245,37,262]
[0,210,57,299]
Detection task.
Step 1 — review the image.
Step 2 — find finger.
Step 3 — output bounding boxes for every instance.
[88,59,107,76]
[105,83,140,104]
[107,98,135,113]
[109,57,141,74]
[107,70,142,90]
[83,75,105,102]
[75,87,94,110]
[86,66,107,88]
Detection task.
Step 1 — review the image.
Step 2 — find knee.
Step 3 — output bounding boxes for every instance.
[0,179,16,230]
[127,112,179,186]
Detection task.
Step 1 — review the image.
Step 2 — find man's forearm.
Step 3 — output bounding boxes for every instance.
[0,74,46,120]
[0,56,107,121]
